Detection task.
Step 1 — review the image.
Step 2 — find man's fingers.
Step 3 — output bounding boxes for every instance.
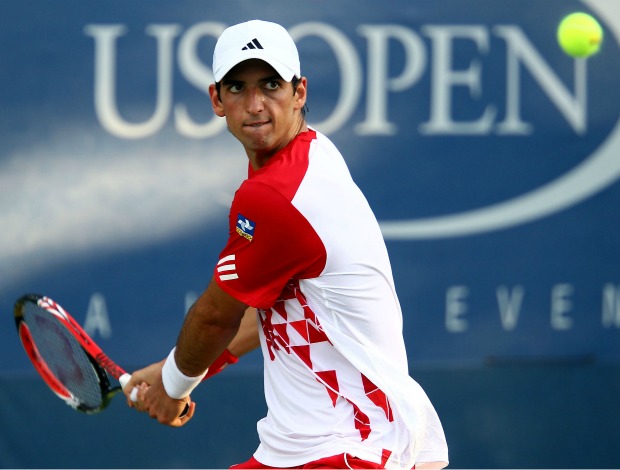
[127,382,149,411]
[150,400,194,426]
[171,401,196,427]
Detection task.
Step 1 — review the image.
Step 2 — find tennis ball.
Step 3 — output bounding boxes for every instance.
[557,12,604,58]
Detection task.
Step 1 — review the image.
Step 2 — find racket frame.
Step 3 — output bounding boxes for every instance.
[14,293,127,413]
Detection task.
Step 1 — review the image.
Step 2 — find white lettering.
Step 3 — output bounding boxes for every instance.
[356,25,426,135]
[175,22,227,138]
[184,290,198,315]
[494,26,587,135]
[84,21,590,139]
[550,283,574,330]
[496,285,524,331]
[291,22,362,135]
[446,285,469,332]
[420,26,496,135]
[602,283,620,329]
[83,293,112,339]
[84,24,181,139]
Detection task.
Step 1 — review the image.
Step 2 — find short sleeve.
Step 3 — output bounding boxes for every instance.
[214,180,326,309]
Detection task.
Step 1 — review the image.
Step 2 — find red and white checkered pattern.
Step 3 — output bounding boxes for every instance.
[259,280,393,442]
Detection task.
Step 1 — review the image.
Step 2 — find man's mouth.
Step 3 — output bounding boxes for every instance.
[245,120,270,128]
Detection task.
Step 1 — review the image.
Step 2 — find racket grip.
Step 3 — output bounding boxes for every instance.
[120,372,189,417]
[119,373,131,389]
[119,373,139,402]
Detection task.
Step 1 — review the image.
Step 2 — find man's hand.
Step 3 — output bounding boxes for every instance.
[121,278,252,427]
[123,361,195,427]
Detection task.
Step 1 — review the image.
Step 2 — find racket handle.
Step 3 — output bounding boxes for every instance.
[119,373,131,389]
[119,373,139,402]
[119,372,189,417]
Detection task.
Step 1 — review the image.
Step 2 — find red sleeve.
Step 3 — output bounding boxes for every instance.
[214,180,326,309]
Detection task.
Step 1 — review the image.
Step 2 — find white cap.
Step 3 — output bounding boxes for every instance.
[213,20,301,83]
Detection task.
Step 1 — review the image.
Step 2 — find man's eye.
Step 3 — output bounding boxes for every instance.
[228,84,243,93]
[265,81,280,90]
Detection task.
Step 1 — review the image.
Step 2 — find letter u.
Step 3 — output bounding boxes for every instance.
[84,24,181,139]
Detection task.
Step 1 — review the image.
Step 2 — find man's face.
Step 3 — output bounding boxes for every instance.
[209,59,307,162]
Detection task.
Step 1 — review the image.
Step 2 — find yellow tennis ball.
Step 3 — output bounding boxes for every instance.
[557,12,604,58]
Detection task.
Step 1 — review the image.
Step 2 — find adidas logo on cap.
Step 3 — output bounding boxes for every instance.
[242,38,263,50]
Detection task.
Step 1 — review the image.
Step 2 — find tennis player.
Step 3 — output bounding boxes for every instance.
[125,19,449,469]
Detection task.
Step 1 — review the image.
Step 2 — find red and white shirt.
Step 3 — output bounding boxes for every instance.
[215,129,448,469]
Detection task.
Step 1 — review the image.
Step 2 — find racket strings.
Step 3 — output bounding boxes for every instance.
[22,303,104,410]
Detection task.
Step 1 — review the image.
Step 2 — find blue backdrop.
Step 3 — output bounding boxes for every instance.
[1,0,619,468]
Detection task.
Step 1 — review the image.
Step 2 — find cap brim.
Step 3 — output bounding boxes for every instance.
[214,51,298,82]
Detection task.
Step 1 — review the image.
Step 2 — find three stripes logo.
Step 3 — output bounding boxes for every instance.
[242,38,263,50]
[217,254,238,281]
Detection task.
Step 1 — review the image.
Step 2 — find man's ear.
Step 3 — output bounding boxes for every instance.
[209,83,225,117]
[293,77,308,111]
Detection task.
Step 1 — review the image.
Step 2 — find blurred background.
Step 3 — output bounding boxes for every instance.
[1,0,619,467]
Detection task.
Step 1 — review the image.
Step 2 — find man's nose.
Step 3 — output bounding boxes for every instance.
[246,88,265,114]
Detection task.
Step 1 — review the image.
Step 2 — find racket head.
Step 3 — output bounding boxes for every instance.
[14,294,120,414]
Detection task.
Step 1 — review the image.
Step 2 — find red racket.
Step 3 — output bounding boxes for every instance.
[13,293,134,413]
[14,293,235,415]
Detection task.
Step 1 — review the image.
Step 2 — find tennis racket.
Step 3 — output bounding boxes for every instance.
[14,293,135,413]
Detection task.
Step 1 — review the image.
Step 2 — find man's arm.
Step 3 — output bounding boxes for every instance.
[126,277,248,426]
[199,306,260,378]
[174,278,248,375]
[227,307,260,358]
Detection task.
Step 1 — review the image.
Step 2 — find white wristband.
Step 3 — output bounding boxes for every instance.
[161,347,208,399]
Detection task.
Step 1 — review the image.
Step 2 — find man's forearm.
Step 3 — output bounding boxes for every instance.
[174,278,248,376]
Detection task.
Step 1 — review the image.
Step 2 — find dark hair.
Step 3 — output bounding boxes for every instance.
[215,76,308,117]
